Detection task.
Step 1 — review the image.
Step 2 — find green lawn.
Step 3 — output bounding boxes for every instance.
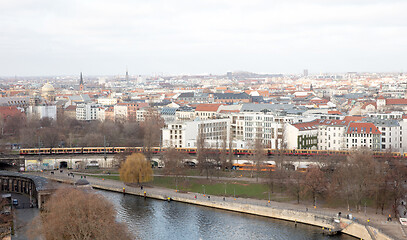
[90,174,281,200]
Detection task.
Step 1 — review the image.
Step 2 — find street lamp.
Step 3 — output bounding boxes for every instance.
[202,185,205,195]
[224,182,227,196]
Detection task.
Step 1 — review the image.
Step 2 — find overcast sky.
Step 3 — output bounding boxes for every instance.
[0,0,406,76]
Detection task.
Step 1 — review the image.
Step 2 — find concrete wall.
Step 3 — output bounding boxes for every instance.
[48,176,394,240]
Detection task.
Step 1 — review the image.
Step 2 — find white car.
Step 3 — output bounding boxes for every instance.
[400,218,407,226]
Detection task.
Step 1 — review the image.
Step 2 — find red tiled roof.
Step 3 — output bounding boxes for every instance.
[219,110,240,113]
[386,99,407,105]
[328,110,342,115]
[361,102,376,110]
[292,120,320,130]
[65,105,76,111]
[346,122,381,134]
[195,104,222,112]
[343,116,364,122]
[0,106,24,120]
[293,119,354,131]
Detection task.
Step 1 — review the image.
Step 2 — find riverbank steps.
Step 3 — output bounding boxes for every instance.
[42,175,393,240]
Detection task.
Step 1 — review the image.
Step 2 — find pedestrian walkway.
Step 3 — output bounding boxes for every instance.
[32,171,402,240]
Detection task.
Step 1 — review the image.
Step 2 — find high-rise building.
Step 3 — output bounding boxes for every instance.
[303,69,309,77]
[79,72,84,91]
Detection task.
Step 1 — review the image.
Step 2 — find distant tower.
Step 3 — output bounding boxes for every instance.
[79,72,84,91]
[303,69,309,77]
[126,68,129,82]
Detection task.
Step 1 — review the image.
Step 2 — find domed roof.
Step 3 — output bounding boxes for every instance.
[42,82,55,93]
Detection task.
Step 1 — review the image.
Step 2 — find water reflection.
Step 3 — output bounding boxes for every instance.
[98,190,355,240]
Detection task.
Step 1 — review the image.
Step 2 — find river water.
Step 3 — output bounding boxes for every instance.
[98,190,355,240]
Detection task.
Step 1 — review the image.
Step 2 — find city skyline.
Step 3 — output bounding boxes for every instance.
[1,0,406,76]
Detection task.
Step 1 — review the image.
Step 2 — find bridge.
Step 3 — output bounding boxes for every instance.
[0,155,25,171]
[19,152,338,171]
[0,171,54,209]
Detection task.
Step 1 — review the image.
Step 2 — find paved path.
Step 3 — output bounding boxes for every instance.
[33,171,405,240]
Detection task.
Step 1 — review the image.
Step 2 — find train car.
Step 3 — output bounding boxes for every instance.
[51,148,83,154]
[232,163,275,171]
[235,149,253,155]
[134,147,144,153]
[177,148,197,154]
[294,149,311,155]
[20,148,39,155]
[39,148,51,155]
[317,150,328,156]
[113,147,127,153]
[82,147,106,154]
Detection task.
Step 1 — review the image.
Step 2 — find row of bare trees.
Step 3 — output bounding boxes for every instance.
[266,150,407,216]
[1,108,164,149]
[162,140,406,216]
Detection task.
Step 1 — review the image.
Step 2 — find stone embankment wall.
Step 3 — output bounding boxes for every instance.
[51,177,393,240]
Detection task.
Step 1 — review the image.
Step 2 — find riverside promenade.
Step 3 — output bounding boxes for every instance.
[32,171,403,240]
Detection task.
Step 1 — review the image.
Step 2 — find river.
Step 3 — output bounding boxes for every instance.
[98,190,356,240]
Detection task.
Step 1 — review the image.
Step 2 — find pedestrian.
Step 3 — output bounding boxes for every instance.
[338,212,341,218]
[194,195,197,199]
[141,185,143,190]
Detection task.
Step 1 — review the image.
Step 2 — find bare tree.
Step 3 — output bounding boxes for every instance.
[141,108,164,161]
[197,126,212,179]
[252,138,266,182]
[162,147,187,188]
[387,158,407,217]
[286,170,304,204]
[0,198,12,238]
[28,188,132,240]
[303,166,328,207]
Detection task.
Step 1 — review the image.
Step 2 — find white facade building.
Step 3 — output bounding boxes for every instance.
[97,97,118,106]
[231,113,294,149]
[76,103,100,121]
[318,124,346,151]
[344,122,381,151]
[364,119,402,152]
[162,119,230,148]
[27,105,57,120]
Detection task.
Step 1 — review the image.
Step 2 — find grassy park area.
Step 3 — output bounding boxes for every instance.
[90,174,291,202]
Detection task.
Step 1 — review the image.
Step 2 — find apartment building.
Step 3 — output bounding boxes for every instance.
[231,113,294,149]
[114,102,148,122]
[363,118,402,151]
[286,120,319,150]
[344,122,381,151]
[195,104,222,120]
[76,103,99,121]
[162,119,230,148]
[317,120,348,151]
[97,97,118,106]
[27,105,57,120]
